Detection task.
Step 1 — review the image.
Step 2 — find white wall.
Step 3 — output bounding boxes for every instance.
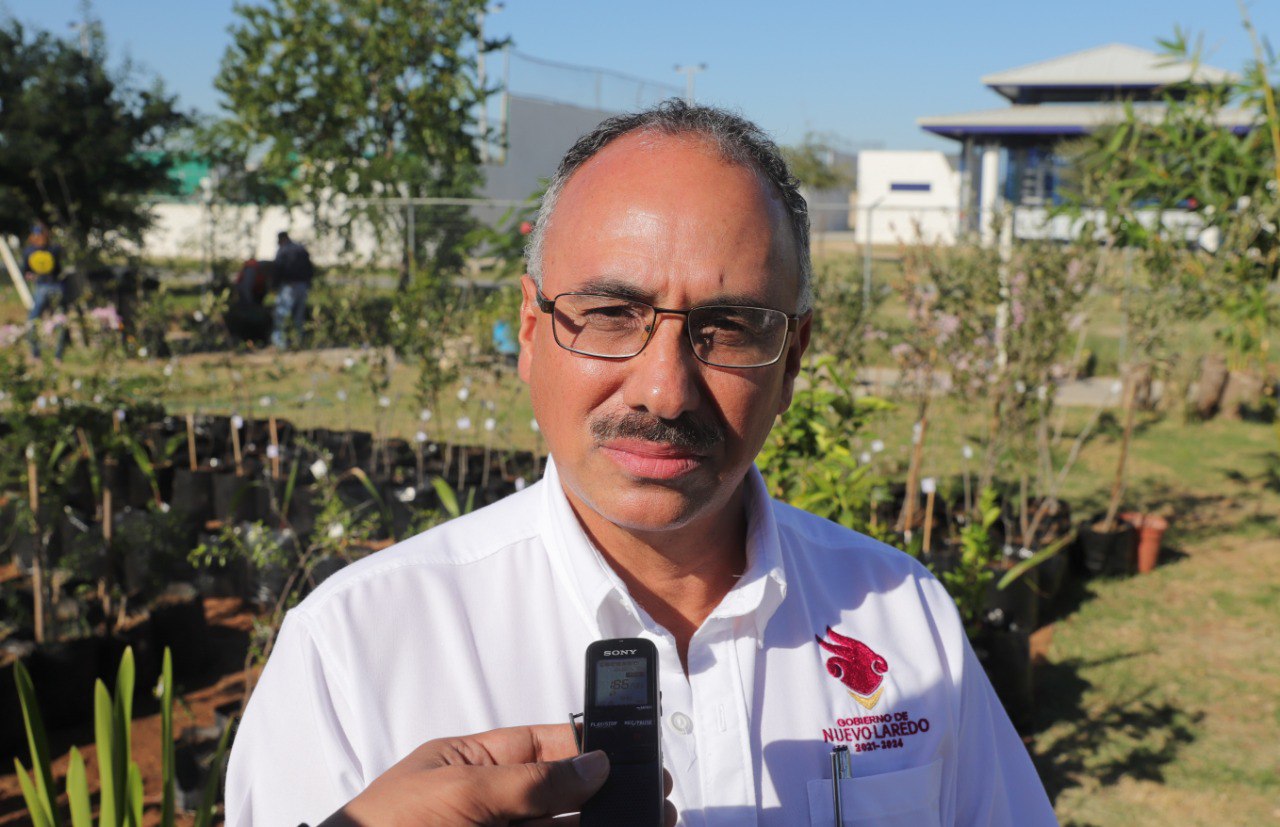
[854,150,960,246]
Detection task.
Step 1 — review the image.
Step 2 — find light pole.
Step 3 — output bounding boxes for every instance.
[674,63,707,104]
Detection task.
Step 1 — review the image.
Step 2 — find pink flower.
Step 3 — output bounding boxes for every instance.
[90,305,122,331]
[0,324,23,346]
[1011,301,1026,328]
[935,314,960,341]
[890,343,912,362]
[41,313,67,336]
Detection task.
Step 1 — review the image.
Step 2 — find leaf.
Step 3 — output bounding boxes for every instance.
[113,647,135,823]
[194,719,236,827]
[160,649,175,827]
[997,530,1077,591]
[127,761,143,827]
[14,759,54,827]
[430,476,460,519]
[12,659,57,827]
[95,680,118,827]
[66,748,92,827]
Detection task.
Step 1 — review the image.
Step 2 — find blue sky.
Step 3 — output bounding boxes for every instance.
[4,0,1279,152]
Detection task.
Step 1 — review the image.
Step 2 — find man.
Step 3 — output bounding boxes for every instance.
[272,231,314,349]
[22,221,68,360]
[228,102,1055,825]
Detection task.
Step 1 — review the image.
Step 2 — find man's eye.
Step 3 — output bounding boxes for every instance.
[582,304,645,324]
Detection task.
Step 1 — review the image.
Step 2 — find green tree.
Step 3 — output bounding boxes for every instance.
[0,15,188,260]
[781,132,854,191]
[214,0,495,275]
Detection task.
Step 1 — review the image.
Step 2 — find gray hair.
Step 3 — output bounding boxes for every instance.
[525,99,812,313]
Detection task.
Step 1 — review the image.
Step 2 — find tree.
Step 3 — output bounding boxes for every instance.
[782,132,854,191]
[0,14,188,260]
[214,0,494,276]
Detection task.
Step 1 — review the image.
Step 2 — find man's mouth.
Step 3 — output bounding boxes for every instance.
[599,439,708,480]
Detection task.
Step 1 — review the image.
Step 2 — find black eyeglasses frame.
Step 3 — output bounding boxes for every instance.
[535,290,800,369]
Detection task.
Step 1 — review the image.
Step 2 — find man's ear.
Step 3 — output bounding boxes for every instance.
[517,275,540,384]
[777,310,812,415]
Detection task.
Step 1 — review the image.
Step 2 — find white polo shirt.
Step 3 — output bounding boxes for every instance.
[226,459,1055,826]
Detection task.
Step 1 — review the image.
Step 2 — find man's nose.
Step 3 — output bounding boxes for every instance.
[620,314,702,421]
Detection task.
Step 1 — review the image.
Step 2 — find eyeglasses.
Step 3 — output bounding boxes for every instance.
[536,291,799,369]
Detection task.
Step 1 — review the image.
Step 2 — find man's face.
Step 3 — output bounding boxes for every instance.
[518,132,810,535]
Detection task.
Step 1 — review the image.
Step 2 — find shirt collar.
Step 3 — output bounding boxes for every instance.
[538,457,788,643]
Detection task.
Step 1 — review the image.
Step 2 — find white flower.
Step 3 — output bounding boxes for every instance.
[259,395,272,407]
[72,378,82,390]
[1036,385,1049,402]
[911,422,923,444]
[484,418,497,432]
[921,477,936,494]
[1014,381,1027,394]
[115,409,126,422]
[36,396,47,409]
[484,400,496,412]
[231,415,244,430]
[378,396,391,408]
[859,451,872,465]
[327,522,345,539]
[457,387,470,402]
[162,364,173,377]
[870,439,884,453]
[310,459,328,479]
[159,502,171,513]
[419,409,432,422]
[343,357,355,369]
[49,395,59,406]
[456,416,472,431]
[337,390,348,402]
[395,486,417,503]
[415,431,428,443]
[962,444,974,460]
[193,310,205,322]
[93,394,104,404]
[266,445,280,459]
[153,677,165,699]
[514,477,527,491]
[138,346,149,358]
[209,457,220,468]
[25,444,35,460]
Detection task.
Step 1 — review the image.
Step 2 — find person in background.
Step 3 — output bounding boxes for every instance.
[22,221,68,360]
[271,231,314,349]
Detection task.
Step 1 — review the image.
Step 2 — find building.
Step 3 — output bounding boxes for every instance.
[859,43,1247,246]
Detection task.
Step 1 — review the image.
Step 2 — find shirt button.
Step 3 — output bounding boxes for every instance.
[669,712,693,734]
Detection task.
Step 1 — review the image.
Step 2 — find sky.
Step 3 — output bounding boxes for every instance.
[4,0,1280,153]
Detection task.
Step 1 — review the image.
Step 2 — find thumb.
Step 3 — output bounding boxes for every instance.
[480,750,610,821]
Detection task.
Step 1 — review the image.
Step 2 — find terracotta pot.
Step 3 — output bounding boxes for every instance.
[1120,512,1169,574]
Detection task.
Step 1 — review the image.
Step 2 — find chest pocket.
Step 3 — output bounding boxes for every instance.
[806,759,942,826]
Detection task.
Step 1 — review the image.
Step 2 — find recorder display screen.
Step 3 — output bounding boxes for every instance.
[595,658,649,706]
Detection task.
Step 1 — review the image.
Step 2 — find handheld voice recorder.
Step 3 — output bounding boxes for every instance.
[580,638,664,827]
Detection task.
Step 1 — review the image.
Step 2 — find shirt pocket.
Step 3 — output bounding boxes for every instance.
[806,759,942,827]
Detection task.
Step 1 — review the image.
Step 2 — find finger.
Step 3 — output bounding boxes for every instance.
[665,799,678,827]
[664,768,674,797]
[476,751,610,820]
[467,723,583,766]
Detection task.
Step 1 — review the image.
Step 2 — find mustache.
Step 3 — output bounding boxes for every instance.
[590,411,723,452]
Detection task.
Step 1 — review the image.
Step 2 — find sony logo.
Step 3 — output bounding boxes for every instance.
[604,650,638,656]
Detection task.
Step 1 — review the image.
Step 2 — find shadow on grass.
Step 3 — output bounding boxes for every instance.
[1029,650,1202,809]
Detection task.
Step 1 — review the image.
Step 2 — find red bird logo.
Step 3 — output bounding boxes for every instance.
[816,627,889,709]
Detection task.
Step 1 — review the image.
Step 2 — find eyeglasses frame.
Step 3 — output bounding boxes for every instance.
[535,289,800,369]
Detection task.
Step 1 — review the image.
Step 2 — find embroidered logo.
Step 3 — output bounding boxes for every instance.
[816,626,889,710]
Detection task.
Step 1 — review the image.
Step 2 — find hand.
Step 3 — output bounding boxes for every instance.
[319,723,676,827]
